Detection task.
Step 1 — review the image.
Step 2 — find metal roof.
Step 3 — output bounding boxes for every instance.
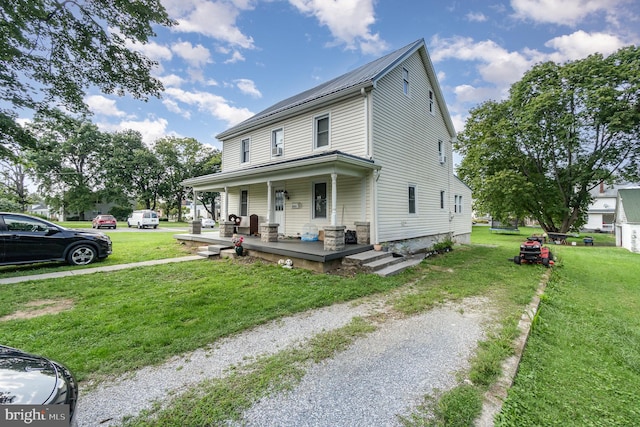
[618,188,640,223]
[217,38,455,140]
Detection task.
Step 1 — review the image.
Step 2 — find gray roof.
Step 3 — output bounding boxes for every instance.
[217,38,454,140]
[618,188,640,223]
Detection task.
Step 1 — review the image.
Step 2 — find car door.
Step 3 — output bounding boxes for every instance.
[1,214,63,263]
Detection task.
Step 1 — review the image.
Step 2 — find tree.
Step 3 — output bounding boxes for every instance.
[456,46,640,233]
[101,130,163,209]
[0,157,31,211]
[28,111,109,219]
[0,0,174,159]
[194,147,222,219]
[155,137,213,222]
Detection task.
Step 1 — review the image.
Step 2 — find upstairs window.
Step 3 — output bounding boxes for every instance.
[315,114,330,149]
[429,90,434,114]
[271,128,283,157]
[241,138,250,163]
[440,190,445,209]
[403,68,409,96]
[455,195,463,214]
[408,184,417,214]
[438,139,446,164]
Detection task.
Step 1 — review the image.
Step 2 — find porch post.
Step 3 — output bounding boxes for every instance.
[266,180,272,223]
[189,190,201,234]
[260,180,278,242]
[331,173,338,226]
[220,186,234,237]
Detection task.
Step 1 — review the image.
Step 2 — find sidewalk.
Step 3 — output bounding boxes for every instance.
[0,256,204,285]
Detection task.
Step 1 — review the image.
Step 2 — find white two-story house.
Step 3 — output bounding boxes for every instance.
[183,39,472,253]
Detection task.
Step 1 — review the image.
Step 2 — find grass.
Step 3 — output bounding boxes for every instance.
[0,232,192,279]
[495,232,640,426]
[1,226,637,425]
[0,260,406,383]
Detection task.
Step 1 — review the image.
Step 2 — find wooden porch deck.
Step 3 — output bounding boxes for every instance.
[173,231,373,271]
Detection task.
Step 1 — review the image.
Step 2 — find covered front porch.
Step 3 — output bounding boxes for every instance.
[174,230,374,272]
[182,151,382,252]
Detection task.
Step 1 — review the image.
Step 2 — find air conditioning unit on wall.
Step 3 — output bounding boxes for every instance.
[439,154,447,164]
[272,146,283,156]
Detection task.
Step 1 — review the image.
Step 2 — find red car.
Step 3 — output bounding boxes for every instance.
[92,214,117,229]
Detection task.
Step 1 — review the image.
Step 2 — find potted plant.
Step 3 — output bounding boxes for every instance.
[232,235,244,256]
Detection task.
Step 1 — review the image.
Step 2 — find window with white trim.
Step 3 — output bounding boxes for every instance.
[408,184,417,214]
[403,68,409,96]
[429,90,434,114]
[241,138,250,163]
[271,128,283,157]
[314,114,330,149]
[313,182,327,219]
[438,139,445,164]
[240,190,248,216]
[455,195,463,214]
[440,190,445,209]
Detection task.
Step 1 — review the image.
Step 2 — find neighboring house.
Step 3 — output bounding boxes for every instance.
[28,204,51,218]
[615,188,640,253]
[584,182,618,232]
[183,39,472,252]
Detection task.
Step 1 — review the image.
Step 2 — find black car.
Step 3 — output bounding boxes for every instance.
[0,213,112,266]
[0,344,78,423]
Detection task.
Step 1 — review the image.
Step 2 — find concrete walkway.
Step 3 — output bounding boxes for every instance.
[0,256,204,285]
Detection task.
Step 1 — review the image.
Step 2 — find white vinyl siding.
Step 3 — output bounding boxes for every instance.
[220,96,366,173]
[372,52,453,242]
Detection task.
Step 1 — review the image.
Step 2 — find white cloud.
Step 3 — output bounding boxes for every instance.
[466,12,487,22]
[159,74,186,88]
[510,0,621,26]
[85,95,126,117]
[98,118,172,146]
[163,98,192,119]
[234,79,262,98]
[171,41,212,68]
[544,30,627,60]
[164,87,254,126]
[224,51,246,64]
[127,40,173,61]
[288,0,388,55]
[168,0,255,49]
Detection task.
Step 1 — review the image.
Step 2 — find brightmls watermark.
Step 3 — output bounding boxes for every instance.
[1,405,70,426]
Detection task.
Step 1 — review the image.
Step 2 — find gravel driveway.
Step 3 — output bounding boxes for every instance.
[76,295,496,426]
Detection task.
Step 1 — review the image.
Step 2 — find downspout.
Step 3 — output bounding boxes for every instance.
[364,87,380,244]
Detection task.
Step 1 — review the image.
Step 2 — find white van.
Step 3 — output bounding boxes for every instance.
[127,210,159,229]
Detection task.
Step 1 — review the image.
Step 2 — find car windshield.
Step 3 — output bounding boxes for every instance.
[3,214,61,232]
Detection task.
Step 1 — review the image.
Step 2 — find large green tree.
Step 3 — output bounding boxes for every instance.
[28,111,109,219]
[0,0,174,159]
[101,130,163,210]
[456,46,640,233]
[155,137,215,222]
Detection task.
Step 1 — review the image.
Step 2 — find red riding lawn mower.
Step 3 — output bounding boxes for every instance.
[512,236,555,267]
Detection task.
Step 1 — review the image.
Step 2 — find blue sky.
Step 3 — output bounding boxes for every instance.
[83,0,640,149]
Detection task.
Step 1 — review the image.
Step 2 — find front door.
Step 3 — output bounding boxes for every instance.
[274,188,285,235]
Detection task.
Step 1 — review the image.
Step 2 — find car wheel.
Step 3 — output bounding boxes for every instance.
[153,225,158,229]
[67,245,97,265]
[113,226,116,229]
[137,223,142,229]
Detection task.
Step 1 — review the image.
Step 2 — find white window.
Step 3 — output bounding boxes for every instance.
[440,191,445,209]
[455,195,463,214]
[408,184,417,214]
[240,190,248,216]
[314,114,330,149]
[313,182,327,219]
[429,90,434,114]
[403,68,409,96]
[271,128,283,157]
[438,140,446,164]
[241,138,250,163]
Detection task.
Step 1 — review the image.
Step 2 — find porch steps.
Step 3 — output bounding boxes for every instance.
[343,250,426,277]
[197,244,231,258]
